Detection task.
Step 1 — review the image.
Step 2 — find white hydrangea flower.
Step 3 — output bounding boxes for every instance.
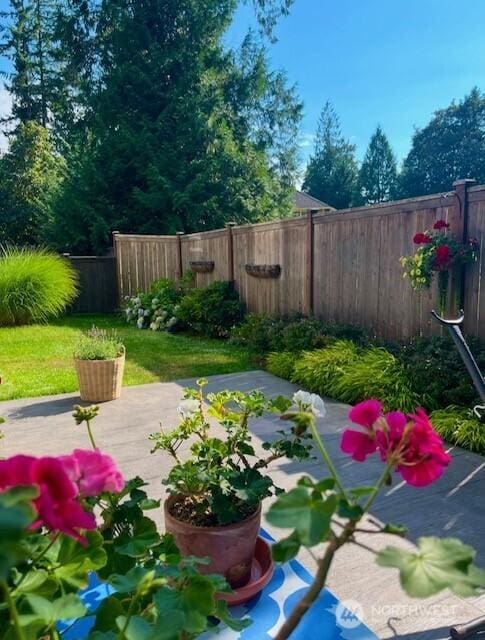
[137,317,144,329]
[292,390,326,418]
[167,317,177,328]
[178,398,200,418]
[133,297,141,305]
[152,298,159,305]
[149,322,157,331]
[143,309,150,317]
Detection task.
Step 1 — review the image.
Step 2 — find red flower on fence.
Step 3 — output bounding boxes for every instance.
[433,245,451,269]
[413,233,432,245]
[433,219,450,230]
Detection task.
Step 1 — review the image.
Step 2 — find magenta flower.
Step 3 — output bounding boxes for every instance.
[341,403,450,487]
[433,219,450,230]
[0,455,96,543]
[62,449,124,497]
[413,232,432,245]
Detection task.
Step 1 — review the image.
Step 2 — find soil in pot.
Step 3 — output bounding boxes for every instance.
[164,495,261,589]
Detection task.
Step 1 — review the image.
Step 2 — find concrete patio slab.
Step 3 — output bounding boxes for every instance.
[2,370,485,639]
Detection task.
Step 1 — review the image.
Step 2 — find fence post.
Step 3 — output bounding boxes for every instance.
[176,232,184,280]
[305,209,316,315]
[453,179,476,309]
[226,222,236,283]
[112,231,120,304]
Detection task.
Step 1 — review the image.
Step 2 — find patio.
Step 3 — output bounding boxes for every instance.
[2,370,485,639]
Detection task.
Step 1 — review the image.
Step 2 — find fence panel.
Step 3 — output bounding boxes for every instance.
[114,234,180,298]
[464,186,485,338]
[181,229,230,287]
[232,217,308,315]
[313,194,458,340]
[69,256,117,313]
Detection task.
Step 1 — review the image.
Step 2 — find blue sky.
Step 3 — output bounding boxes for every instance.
[228,0,485,168]
[2,0,485,168]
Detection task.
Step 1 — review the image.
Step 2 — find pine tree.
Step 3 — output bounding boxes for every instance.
[356,125,397,205]
[302,102,358,209]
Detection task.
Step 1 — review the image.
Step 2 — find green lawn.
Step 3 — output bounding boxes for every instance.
[0,314,256,401]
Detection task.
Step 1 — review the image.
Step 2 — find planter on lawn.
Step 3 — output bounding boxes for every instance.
[164,494,261,589]
[75,352,125,402]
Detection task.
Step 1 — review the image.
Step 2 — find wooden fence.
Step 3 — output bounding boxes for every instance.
[68,256,118,313]
[113,179,485,340]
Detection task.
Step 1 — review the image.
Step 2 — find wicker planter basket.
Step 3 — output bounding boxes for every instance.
[74,352,125,402]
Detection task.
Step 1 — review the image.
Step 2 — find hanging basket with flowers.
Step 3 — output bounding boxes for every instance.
[400,219,479,314]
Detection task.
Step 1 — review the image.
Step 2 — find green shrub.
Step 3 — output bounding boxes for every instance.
[398,336,485,411]
[329,346,419,412]
[230,314,288,351]
[431,406,485,454]
[75,326,125,360]
[292,340,359,396]
[0,247,78,326]
[279,317,330,352]
[175,281,244,338]
[124,278,184,331]
[266,351,299,379]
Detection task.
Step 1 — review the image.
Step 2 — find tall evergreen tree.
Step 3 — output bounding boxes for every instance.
[49,1,301,254]
[356,125,397,205]
[400,88,485,197]
[302,102,358,209]
[0,121,63,244]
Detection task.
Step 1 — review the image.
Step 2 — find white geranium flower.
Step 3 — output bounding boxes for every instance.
[292,390,326,418]
[178,398,200,418]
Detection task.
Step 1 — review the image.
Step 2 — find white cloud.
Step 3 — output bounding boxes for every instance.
[0,85,13,153]
[299,132,315,149]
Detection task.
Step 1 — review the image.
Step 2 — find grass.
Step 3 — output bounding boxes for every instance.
[0,314,256,401]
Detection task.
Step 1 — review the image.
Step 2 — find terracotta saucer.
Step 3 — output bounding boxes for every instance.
[217,536,274,607]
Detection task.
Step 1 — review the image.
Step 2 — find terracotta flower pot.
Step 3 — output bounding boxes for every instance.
[164,495,261,588]
[74,353,125,402]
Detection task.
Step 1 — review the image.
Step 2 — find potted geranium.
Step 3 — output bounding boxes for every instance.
[400,219,479,313]
[74,326,125,402]
[149,380,317,589]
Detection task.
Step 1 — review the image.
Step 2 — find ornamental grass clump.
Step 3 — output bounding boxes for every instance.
[430,406,485,454]
[266,351,299,380]
[0,246,78,326]
[291,340,359,396]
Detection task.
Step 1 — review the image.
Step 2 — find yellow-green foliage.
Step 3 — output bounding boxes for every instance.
[431,406,485,454]
[292,340,359,396]
[0,247,78,326]
[328,346,419,412]
[266,351,298,380]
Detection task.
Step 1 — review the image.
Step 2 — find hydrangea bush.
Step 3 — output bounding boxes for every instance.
[124,278,185,331]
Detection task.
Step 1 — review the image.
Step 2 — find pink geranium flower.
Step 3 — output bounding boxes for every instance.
[413,232,432,245]
[433,219,450,230]
[341,403,450,487]
[61,449,124,497]
[0,455,96,543]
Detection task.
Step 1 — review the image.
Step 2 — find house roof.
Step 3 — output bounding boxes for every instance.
[294,190,334,211]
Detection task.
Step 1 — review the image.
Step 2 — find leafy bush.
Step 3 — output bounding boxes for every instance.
[292,341,359,396]
[430,406,485,454]
[75,326,125,360]
[328,346,419,412]
[175,281,244,338]
[0,247,77,326]
[231,314,370,353]
[398,336,485,410]
[266,351,299,379]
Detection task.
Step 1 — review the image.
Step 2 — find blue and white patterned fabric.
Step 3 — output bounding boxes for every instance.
[59,529,377,640]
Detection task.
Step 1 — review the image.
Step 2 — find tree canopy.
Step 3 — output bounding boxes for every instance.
[302,102,358,209]
[356,125,397,205]
[399,88,485,197]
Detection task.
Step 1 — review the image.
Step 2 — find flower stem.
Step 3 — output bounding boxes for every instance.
[86,419,97,449]
[1,580,26,640]
[308,418,348,499]
[362,460,394,513]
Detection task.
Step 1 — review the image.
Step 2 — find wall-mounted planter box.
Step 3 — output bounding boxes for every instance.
[189,260,215,273]
[245,264,281,279]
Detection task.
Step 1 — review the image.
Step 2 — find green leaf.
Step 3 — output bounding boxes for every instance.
[297,476,335,492]
[266,487,336,546]
[115,616,152,640]
[115,517,160,557]
[151,612,186,639]
[214,600,251,631]
[382,523,408,537]
[23,594,86,625]
[348,486,375,499]
[267,395,293,414]
[272,531,301,562]
[53,531,107,588]
[91,596,125,632]
[229,468,272,503]
[337,498,363,519]
[377,536,485,597]
[109,566,158,594]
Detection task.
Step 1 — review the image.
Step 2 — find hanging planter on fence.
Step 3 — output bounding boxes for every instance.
[189,260,215,273]
[245,264,281,279]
